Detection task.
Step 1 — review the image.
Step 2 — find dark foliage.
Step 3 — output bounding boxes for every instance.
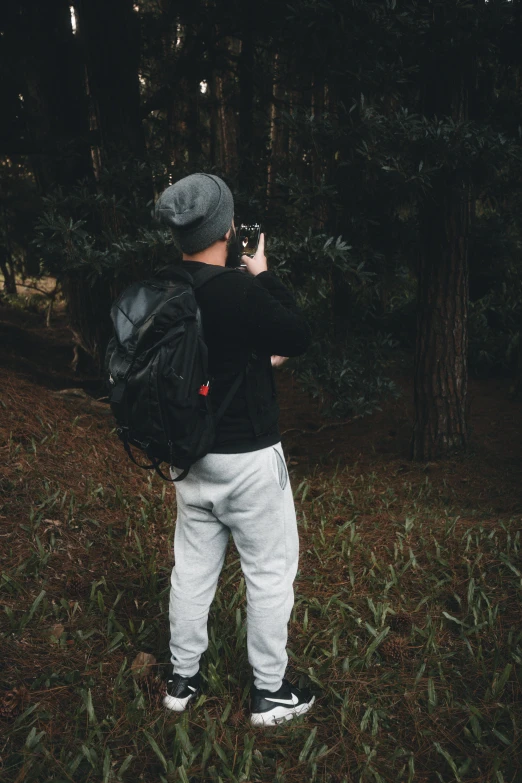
[1,0,522,441]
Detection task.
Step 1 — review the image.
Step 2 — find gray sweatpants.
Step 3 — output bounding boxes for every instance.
[168,443,299,691]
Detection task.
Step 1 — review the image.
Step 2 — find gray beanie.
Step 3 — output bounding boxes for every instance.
[155,173,234,254]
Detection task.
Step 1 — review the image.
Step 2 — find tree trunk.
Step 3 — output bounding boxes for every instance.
[514,334,522,401]
[75,0,146,170]
[0,199,17,295]
[209,43,238,177]
[61,274,116,369]
[412,5,475,460]
[238,21,255,190]
[219,37,239,177]
[17,0,93,190]
[412,184,470,459]
[186,70,203,166]
[0,253,17,295]
[163,21,204,170]
[267,53,288,203]
[210,70,224,170]
[311,74,328,229]
[65,0,152,369]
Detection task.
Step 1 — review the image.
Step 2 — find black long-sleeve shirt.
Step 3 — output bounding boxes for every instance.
[182,261,310,453]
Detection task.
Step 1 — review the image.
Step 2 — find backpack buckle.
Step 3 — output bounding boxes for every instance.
[198,382,210,397]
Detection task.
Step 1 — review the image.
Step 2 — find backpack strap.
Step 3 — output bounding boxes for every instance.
[188,265,237,340]
[214,370,245,422]
[121,431,189,482]
[161,264,243,478]
[156,265,236,338]
[190,266,246,421]
[189,266,246,420]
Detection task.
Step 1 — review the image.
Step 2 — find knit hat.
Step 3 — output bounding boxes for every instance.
[155,173,234,254]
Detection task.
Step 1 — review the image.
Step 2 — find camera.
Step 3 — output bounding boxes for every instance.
[238,223,261,258]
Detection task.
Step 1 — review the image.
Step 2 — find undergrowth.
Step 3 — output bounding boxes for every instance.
[0,373,521,782]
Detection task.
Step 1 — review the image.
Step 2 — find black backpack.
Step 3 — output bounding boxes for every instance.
[105,264,242,481]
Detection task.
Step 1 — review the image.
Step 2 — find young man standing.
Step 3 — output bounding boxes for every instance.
[155,173,313,726]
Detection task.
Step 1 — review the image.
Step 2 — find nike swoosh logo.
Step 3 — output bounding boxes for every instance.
[265,694,299,706]
[187,686,197,692]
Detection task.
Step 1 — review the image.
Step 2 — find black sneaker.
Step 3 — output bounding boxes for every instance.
[250,679,315,726]
[163,668,200,712]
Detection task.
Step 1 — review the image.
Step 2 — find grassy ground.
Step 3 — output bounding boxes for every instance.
[1,301,521,783]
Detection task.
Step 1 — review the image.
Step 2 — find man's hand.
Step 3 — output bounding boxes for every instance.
[242,232,268,276]
[271,355,289,368]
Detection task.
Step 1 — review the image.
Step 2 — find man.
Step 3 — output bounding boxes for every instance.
[155,173,313,726]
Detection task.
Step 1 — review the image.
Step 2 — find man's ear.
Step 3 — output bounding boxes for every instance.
[222,221,234,242]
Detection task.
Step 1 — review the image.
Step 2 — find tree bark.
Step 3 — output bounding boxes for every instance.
[210,70,224,170]
[412,184,470,459]
[61,274,116,369]
[238,21,255,190]
[209,37,238,177]
[63,0,152,368]
[514,334,522,401]
[0,254,17,295]
[163,21,204,170]
[15,0,93,190]
[219,37,239,177]
[412,4,475,460]
[311,74,328,229]
[0,199,17,295]
[75,0,146,169]
[267,53,289,202]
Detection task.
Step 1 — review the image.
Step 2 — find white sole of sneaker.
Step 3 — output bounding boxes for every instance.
[251,696,315,727]
[163,693,196,712]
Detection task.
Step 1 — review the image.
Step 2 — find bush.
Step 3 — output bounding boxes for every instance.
[269,229,399,418]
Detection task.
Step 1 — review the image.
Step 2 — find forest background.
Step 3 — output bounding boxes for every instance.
[2,0,522,458]
[1,1,522,782]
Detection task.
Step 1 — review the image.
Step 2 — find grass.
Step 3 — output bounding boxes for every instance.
[1,371,521,782]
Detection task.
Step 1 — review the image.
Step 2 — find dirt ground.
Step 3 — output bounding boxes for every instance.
[1,297,522,783]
